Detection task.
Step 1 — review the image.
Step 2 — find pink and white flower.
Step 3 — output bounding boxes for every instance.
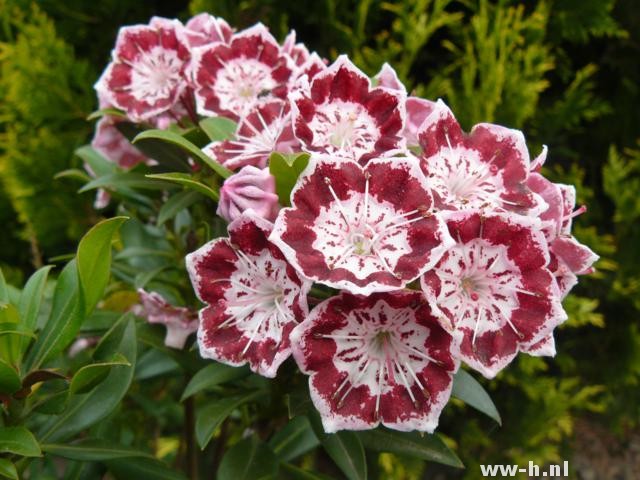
[134,289,198,349]
[417,99,542,214]
[217,167,279,222]
[291,291,457,433]
[373,64,437,147]
[421,211,567,378]
[270,156,453,295]
[95,18,190,122]
[180,13,233,47]
[204,100,298,170]
[190,24,293,119]
[526,172,598,296]
[290,56,406,163]
[91,117,149,169]
[186,213,311,377]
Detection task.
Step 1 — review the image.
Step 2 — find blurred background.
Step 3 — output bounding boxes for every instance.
[0,0,638,477]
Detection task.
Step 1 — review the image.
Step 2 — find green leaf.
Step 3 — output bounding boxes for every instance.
[181,363,250,401]
[77,217,128,314]
[196,391,262,449]
[157,190,201,225]
[42,439,152,461]
[0,458,17,480]
[0,359,21,394]
[69,353,130,395]
[79,173,176,193]
[286,389,314,418]
[106,457,187,480]
[18,266,53,332]
[116,122,191,172]
[199,117,237,141]
[54,168,92,182]
[146,173,219,201]
[86,107,126,121]
[269,152,310,206]
[452,369,501,425]
[356,428,464,468]
[25,260,83,370]
[269,416,319,462]
[308,413,366,480]
[0,426,41,457]
[39,315,137,442]
[75,146,118,177]
[133,129,233,178]
[217,436,279,480]
[0,306,21,364]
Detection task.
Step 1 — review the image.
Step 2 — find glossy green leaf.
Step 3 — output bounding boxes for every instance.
[54,168,92,182]
[86,107,126,121]
[356,427,464,468]
[42,439,152,461]
[133,129,233,178]
[181,363,251,401]
[0,426,41,457]
[452,369,501,425]
[18,265,53,332]
[79,173,176,193]
[69,353,130,395]
[77,217,128,314]
[106,457,187,480]
[146,173,219,201]
[308,413,366,480]
[25,260,83,370]
[269,152,310,206]
[75,146,118,176]
[0,306,21,364]
[157,190,201,225]
[269,416,319,462]
[286,389,314,418]
[39,315,136,442]
[217,436,279,480]
[0,359,21,394]
[0,458,17,480]
[196,391,262,449]
[116,122,191,172]
[199,116,237,141]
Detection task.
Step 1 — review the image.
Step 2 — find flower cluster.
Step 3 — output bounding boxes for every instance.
[95,15,598,433]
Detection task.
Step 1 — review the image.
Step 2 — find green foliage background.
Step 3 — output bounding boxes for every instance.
[0,0,638,477]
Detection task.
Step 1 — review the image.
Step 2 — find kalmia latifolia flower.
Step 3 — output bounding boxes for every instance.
[134,289,198,349]
[421,212,567,378]
[204,100,298,170]
[270,156,453,295]
[190,24,293,119]
[526,170,599,297]
[180,13,233,47]
[91,117,149,169]
[417,99,542,214]
[290,56,406,163]
[374,63,436,147]
[217,166,279,222]
[291,291,457,433]
[186,213,311,377]
[95,17,190,122]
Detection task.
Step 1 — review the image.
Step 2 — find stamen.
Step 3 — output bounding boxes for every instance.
[324,177,351,225]
[241,311,268,354]
[472,306,483,346]
[394,360,418,408]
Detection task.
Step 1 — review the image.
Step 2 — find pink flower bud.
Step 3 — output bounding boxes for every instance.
[217,166,279,222]
[135,289,198,349]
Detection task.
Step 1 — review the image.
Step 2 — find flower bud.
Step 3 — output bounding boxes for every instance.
[217,166,279,222]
